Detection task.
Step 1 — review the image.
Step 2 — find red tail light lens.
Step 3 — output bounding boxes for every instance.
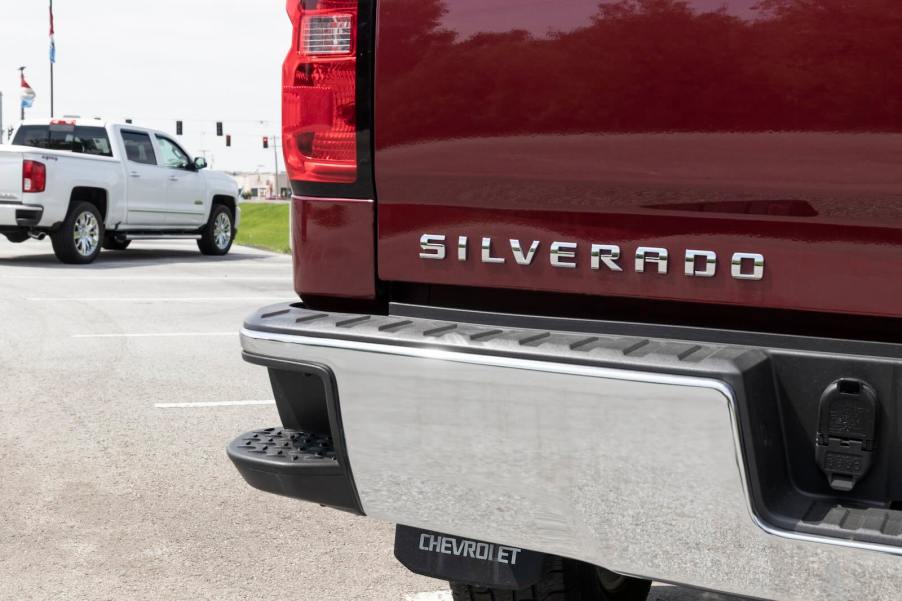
[283,0,358,184]
[22,160,46,193]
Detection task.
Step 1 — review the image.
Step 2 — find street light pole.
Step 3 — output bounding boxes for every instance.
[0,92,4,144]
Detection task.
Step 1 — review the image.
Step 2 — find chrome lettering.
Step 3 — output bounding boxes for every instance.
[481,237,505,264]
[550,241,577,269]
[419,234,764,282]
[419,234,446,260]
[591,244,623,272]
[635,247,669,275]
[458,236,469,261]
[510,239,540,265]
[685,250,717,278]
[732,253,765,281]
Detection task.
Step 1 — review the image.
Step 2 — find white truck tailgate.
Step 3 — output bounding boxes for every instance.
[0,150,23,203]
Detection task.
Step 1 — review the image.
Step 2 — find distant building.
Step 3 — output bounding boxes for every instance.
[230,171,291,200]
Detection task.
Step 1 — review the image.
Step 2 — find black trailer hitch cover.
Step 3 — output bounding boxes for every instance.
[394,526,546,590]
[815,379,878,492]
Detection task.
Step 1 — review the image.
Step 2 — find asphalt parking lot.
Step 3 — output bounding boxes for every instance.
[0,238,741,601]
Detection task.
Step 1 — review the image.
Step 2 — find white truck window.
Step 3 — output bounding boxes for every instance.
[121,131,157,165]
[72,127,113,156]
[155,136,192,170]
[13,124,113,157]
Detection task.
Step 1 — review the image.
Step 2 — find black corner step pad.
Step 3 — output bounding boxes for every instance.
[796,502,902,547]
[232,428,338,465]
[228,428,358,511]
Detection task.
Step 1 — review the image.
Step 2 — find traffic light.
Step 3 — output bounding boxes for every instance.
[176,121,183,136]
[216,122,223,137]
[263,136,269,149]
[226,135,232,147]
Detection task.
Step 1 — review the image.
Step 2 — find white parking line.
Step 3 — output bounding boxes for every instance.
[404,593,452,601]
[27,296,290,302]
[154,400,276,409]
[73,332,235,339]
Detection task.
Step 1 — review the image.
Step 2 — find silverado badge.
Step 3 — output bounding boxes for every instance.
[419,234,764,281]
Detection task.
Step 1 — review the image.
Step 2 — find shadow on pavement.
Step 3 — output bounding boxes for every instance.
[650,585,749,601]
[0,246,278,271]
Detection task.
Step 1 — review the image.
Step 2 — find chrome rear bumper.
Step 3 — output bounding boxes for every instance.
[240,305,902,601]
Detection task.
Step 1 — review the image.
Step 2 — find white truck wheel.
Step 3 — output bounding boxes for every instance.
[50,202,104,265]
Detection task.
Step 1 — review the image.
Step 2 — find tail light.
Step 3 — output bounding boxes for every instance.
[283,0,359,184]
[22,160,46,193]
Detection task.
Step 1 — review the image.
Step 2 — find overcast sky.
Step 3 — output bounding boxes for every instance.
[0,1,290,172]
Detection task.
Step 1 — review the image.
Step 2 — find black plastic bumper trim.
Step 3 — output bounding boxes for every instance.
[15,207,43,228]
[228,355,364,515]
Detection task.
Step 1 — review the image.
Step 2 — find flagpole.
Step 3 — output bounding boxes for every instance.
[19,68,25,121]
[49,0,54,118]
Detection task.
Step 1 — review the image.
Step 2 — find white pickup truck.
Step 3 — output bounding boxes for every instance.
[0,119,240,264]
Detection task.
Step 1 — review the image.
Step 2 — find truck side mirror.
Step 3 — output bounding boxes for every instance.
[194,157,208,170]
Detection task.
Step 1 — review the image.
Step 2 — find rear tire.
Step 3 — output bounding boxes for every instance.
[51,201,104,265]
[102,236,131,251]
[450,558,651,601]
[197,204,234,256]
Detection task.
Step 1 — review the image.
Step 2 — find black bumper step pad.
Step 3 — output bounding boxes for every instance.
[228,427,358,513]
[234,428,337,464]
[798,502,902,547]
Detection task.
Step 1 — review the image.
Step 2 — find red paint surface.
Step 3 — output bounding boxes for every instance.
[293,196,375,299]
[373,0,902,318]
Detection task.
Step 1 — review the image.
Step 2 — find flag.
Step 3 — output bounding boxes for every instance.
[21,73,36,109]
[49,2,56,64]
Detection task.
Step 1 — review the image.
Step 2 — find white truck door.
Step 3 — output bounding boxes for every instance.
[154,135,207,227]
[121,130,169,225]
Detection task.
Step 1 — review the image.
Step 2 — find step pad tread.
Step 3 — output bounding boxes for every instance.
[799,502,902,545]
[233,428,337,464]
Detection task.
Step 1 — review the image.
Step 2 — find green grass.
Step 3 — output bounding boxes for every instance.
[236,203,291,254]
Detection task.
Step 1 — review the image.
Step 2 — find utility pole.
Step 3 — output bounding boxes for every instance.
[0,92,4,144]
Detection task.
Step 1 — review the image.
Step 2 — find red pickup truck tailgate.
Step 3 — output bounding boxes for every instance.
[373,0,902,318]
